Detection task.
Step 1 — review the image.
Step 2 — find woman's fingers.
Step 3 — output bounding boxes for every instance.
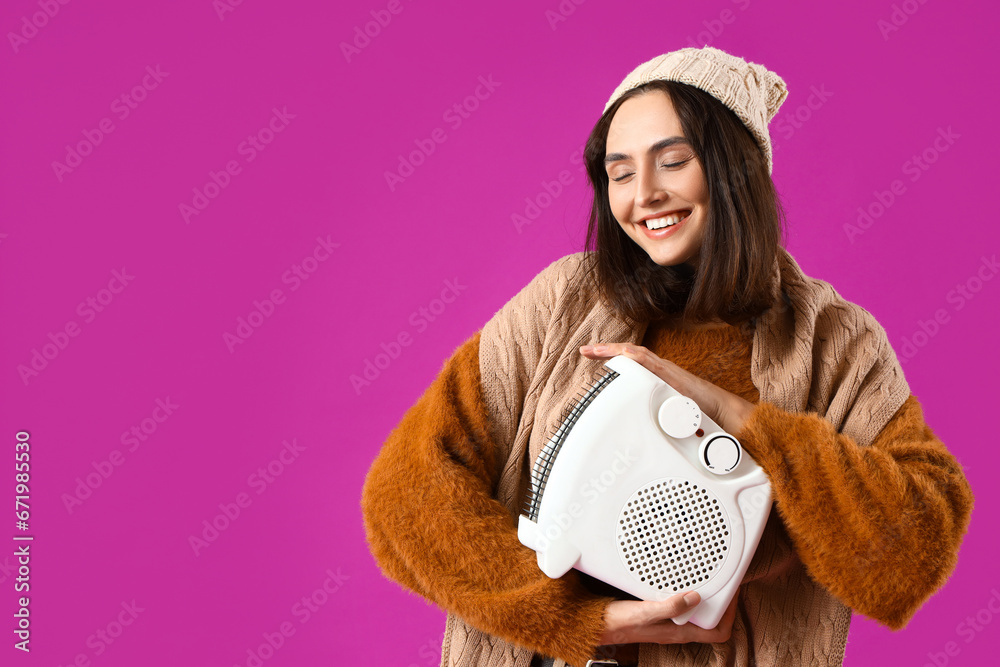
[580,343,696,396]
[601,592,702,644]
[640,591,701,624]
[627,591,739,645]
[603,592,740,645]
[581,343,717,419]
[579,343,751,433]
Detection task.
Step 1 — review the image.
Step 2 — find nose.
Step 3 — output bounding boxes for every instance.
[634,160,665,209]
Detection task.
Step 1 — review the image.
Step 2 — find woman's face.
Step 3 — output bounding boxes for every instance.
[605,90,709,269]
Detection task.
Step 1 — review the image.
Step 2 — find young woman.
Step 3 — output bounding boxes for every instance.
[361,47,974,667]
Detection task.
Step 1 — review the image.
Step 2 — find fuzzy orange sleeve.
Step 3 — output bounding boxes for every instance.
[735,394,974,629]
[360,330,614,667]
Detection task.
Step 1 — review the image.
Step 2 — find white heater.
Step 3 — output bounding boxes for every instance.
[517,355,772,628]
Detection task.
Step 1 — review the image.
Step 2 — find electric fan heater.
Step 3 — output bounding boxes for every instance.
[517,354,772,629]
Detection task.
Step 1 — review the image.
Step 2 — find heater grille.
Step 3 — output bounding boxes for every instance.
[617,478,731,593]
[523,368,620,521]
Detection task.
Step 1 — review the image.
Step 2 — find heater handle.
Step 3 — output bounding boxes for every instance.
[538,541,582,579]
[519,515,583,578]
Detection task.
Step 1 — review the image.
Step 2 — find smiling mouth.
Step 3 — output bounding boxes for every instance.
[643,210,691,230]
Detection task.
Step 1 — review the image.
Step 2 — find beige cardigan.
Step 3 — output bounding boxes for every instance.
[441,247,925,666]
[360,247,972,666]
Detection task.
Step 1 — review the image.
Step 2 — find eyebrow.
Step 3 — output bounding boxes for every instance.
[604,136,691,166]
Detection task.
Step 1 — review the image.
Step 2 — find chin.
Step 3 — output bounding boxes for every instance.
[645,250,695,268]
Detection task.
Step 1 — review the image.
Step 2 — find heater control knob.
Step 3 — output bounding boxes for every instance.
[657,396,702,439]
[700,435,742,474]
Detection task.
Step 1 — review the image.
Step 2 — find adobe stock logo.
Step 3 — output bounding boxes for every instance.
[681,0,752,48]
[180,106,296,224]
[7,0,72,54]
[61,397,180,515]
[350,278,467,395]
[340,0,414,63]
[54,600,145,664]
[188,439,306,556]
[921,587,1000,667]
[877,0,931,40]
[18,268,135,386]
[897,254,998,364]
[843,126,959,244]
[233,568,349,667]
[384,75,501,192]
[223,235,339,353]
[544,0,588,30]
[51,66,169,182]
[511,144,587,234]
[213,0,246,20]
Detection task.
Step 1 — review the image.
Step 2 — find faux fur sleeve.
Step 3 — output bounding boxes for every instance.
[360,330,614,667]
[735,393,974,629]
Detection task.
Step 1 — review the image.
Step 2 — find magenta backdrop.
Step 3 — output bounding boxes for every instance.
[1,0,997,665]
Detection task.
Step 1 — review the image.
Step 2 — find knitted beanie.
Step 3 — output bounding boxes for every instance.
[603,46,789,174]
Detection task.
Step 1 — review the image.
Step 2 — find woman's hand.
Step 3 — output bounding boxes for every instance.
[599,591,738,646]
[580,343,754,435]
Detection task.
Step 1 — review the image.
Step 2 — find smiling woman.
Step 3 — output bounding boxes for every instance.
[583,73,785,328]
[361,46,974,667]
[605,114,707,269]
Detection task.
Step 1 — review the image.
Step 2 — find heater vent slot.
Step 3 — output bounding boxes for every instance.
[522,368,619,522]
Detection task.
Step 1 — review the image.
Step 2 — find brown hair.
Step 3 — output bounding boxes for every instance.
[581,80,786,328]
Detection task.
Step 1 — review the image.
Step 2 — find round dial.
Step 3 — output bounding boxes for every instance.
[699,435,742,474]
[657,396,702,439]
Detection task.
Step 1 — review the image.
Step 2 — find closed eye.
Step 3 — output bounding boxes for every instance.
[610,158,691,182]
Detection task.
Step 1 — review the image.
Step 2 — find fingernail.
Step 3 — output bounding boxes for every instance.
[593,345,607,353]
[580,345,593,352]
[684,592,699,605]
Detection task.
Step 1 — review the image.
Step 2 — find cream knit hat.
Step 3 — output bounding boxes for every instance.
[603,46,789,174]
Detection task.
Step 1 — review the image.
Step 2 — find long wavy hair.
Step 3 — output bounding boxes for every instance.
[581,80,787,328]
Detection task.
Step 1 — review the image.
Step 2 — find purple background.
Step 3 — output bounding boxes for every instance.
[1,0,997,665]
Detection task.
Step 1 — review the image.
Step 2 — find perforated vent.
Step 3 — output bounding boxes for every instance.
[616,478,730,593]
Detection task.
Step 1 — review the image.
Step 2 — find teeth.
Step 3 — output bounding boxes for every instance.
[645,212,686,230]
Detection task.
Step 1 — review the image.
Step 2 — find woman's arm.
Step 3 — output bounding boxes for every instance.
[734,394,975,629]
[579,342,974,630]
[360,330,614,666]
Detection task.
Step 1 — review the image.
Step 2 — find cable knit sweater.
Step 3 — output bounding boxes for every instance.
[360,249,974,667]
